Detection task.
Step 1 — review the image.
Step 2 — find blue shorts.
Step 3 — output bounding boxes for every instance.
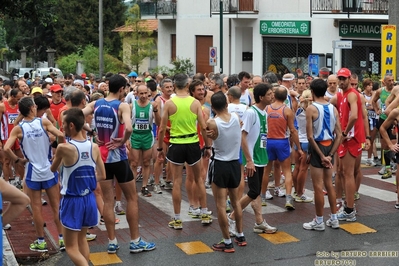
[294,142,309,153]
[60,193,98,231]
[25,174,58,191]
[267,138,291,162]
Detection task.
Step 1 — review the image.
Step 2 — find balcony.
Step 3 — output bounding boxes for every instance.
[137,1,176,19]
[312,0,388,16]
[210,0,259,14]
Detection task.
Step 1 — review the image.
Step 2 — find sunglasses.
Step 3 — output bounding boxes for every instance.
[136,80,142,83]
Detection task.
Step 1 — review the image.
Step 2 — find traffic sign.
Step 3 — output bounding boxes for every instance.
[209,47,217,66]
[333,40,352,49]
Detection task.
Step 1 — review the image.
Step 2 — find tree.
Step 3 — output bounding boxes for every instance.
[54,0,127,58]
[57,45,130,76]
[121,4,157,72]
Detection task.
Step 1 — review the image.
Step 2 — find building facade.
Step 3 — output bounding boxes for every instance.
[140,0,389,77]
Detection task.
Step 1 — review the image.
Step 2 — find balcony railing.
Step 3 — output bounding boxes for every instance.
[137,1,177,18]
[211,0,259,13]
[312,0,388,14]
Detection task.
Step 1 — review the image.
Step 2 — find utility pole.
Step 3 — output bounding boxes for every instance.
[219,0,223,74]
[388,0,399,79]
[99,0,104,78]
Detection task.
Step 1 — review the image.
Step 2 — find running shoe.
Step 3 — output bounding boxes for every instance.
[395,203,399,209]
[129,238,156,253]
[303,219,325,231]
[86,232,97,241]
[337,210,356,222]
[378,166,386,175]
[141,187,152,197]
[261,197,267,207]
[226,198,232,212]
[265,190,273,200]
[3,224,11,230]
[163,182,173,190]
[168,219,182,230]
[41,198,47,205]
[30,240,48,252]
[100,218,120,225]
[189,207,201,218]
[212,241,235,253]
[382,170,392,179]
[153,184,162,194]
[391,164,397,174]
[148,176,155,186]
[59,239,65,251]
[274,187,285,197]
[295,194,313,203]
[234,236,247,246]
[114,202,126,215]
[253,220,277,234]
[107,243,119,254]
[285,195,295,210]
[326,218,339,229]
[205,181,211,189]
[201,214,212,224]
[354,192,360,201]
[365,159,376,167]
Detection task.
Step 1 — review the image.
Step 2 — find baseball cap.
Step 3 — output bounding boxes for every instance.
[31,87,43,95]
[337,68,351,78]
[45,77,53,83]
[282,73,295,81]
[128,71,138,78]
[50,84,63,92]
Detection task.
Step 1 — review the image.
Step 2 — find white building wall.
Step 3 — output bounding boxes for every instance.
[157,0,383,76]
[157,20,176,68]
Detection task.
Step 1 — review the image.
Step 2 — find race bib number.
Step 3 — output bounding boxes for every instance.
[8,113,18,124]
[134,120,149,131]
[260,133,267,149]
[381,103,386,113]
[368,110,376,119]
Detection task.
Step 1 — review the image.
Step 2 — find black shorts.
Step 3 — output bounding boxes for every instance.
[104,160,134,183]
[247,166,264,200]
[208,159,240,189]
[167,142,201,166]
[377,118,396,140]
[309,142,334,169]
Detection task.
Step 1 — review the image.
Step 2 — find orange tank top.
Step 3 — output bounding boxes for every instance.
[266,104,289,139]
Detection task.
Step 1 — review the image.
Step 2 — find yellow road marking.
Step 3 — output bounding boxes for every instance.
[176,241,213,255]
[89,252,123,265]
[340,222,377,234]
[259,231,300,244]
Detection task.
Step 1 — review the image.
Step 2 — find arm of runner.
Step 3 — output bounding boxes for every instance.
[45,109,57,126]
[343,92,359,137]
[4,126,27,164]
[152,101,161,126]
[50,143,65,172]
[330,107,343,155]
[206,118,218,140]
[43,118,65,144]
[82,101,96,116]
[241,130,255,177]
[385,96,399,116]
[371,88,381,115]
[106,103,132,150]
[196,100,211,158]
[384,86,399,106]
[92,143,106,181]
[360,95,371,150]
[380,109,399,153]
[306,105,331,168]
[286,107,303,159]
[157,101,170,162]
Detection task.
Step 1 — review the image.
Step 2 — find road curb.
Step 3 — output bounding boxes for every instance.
[3,229,19,266]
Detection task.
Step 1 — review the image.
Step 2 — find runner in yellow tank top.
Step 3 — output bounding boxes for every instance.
[157,73,212,230]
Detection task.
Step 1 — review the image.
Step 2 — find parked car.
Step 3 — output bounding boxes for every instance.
[34,68,64,79]
[10,68,34,80]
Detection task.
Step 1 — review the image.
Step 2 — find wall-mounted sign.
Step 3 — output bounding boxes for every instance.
[260,21,311,36]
